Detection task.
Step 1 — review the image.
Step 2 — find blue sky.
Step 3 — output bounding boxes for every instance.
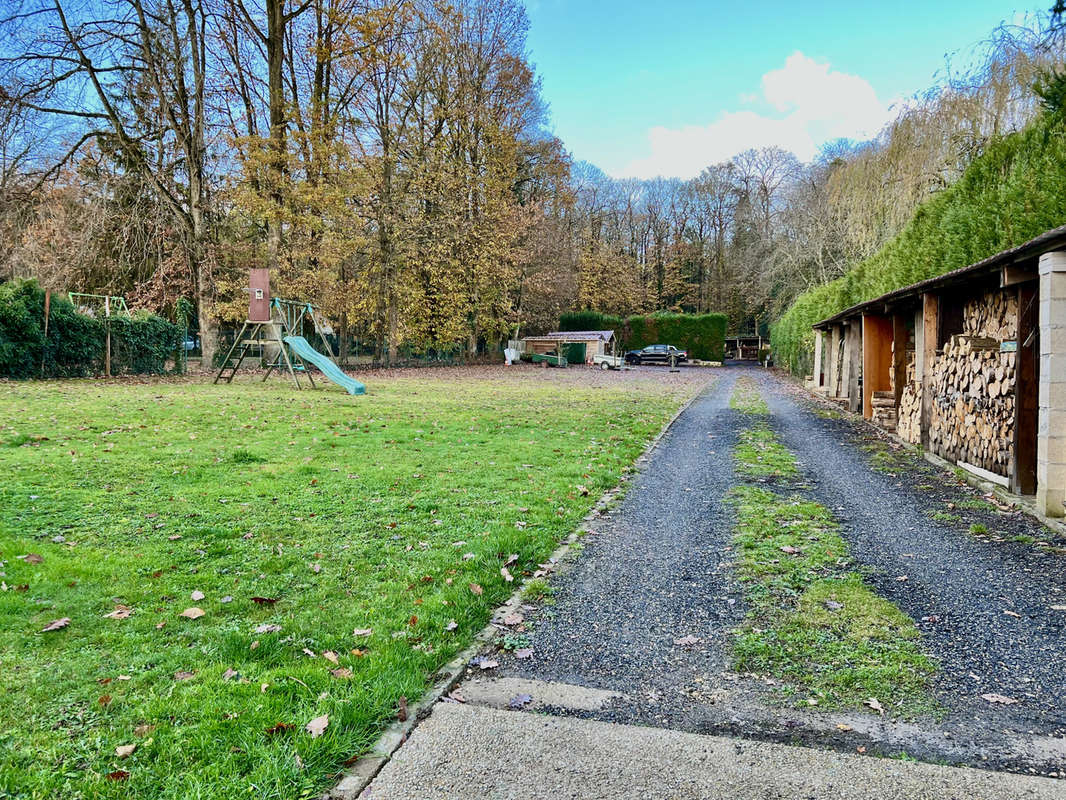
[525,0,1037,178]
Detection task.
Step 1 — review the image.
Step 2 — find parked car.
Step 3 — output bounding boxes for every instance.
[624,344,687,365]
[592,353,624,370]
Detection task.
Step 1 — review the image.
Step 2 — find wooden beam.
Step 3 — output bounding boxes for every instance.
[827,325,841,397]
[921,294,938,449]
[1001,263,1038,288]
[813,330,824,388]
[847,322,862,414]
[892,312,908,408]
[862,314,893,419]
[1013,283,1038,494]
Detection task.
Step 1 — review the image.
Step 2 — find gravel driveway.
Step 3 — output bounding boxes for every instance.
[482,365,1066,778]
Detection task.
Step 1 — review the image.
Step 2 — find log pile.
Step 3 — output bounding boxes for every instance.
[897,358,922,444]
[871,391,897,430]
[964,290,1017,340]
[928,334,1015,476]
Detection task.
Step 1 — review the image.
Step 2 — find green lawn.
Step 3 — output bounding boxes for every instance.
[0,368,703,799]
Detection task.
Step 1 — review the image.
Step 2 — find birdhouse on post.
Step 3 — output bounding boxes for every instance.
[248,269,270,322]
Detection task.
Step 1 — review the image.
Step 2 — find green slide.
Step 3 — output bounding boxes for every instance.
[284,335,366,395]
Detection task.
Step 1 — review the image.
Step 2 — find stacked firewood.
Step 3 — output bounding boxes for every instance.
[928,334,1015,475]
[896,357,922,444]
[964,291,1018,340]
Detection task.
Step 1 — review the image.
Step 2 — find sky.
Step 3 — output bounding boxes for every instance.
[524,0,1037,179]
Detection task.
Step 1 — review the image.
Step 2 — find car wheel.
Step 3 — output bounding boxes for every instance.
[600,361,610,370]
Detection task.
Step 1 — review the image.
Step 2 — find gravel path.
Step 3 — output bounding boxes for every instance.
[480,365,1066,777]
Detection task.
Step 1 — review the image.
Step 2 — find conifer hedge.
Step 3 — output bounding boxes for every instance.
[559,310,727,361]
[771,112,1066,375]
[0,279,181,378]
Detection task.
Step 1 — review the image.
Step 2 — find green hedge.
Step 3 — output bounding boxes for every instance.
[560,310,727,361]
[771,111,1066,374]
[0,280,180,378]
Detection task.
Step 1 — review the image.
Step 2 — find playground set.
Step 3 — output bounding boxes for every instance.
[213,269,365,395]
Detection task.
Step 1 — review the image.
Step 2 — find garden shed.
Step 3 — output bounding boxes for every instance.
[810,225,1066,517]
[520,330,615,364]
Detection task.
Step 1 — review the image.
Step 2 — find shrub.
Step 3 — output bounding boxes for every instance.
[621,312,727,361]
[0,279,179,378]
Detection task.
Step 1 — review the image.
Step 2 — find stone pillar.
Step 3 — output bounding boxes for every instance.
[1037,251,1066,517]
[813,330,824,389]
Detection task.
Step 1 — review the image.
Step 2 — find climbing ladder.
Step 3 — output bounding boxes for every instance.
[213,320,305,388]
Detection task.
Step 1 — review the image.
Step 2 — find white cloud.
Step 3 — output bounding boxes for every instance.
[618,52,896,179]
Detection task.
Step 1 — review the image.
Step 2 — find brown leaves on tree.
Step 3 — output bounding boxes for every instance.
[42,617,71,632]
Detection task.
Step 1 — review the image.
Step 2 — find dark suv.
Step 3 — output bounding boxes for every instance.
[624,344,687,365]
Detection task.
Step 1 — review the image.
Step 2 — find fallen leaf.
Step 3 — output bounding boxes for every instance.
[824,600,844,611]
[167,535,182,541]
[251,597,277,605]
[514,648,533,659]
[311,563,322,574]
[117,675,131,681]
[500,566,514,582]
[23,553,43,564]
[254,624,281,633]
[104,606,132,619]
[502,613,523,626]
[179,607,205,620]
[265,723,294,735]
[42,617,71,632]
[302,648,316,658]
[469,583,483,596]
[576,485,590,496]
[509,693,533,708]
[408,615,418,627]
[250,640,260,650]
[445,620,458,631]
[134,724,155,738]
[895,575,908,582]
[222,668,239,681]
[220,596,233,604]
[981,693,1018,705]
[1003,610,1021,618]
[673,635,701,647]
[864,697,884,715]
[856,746,867,754]
[779,545,801,555]
[190,590,205,601]
[835,723,852,731]
[472,657,498,670]
[503,553,518,566]
[322,651,339,665]
[98,694,112,707]
[115,744,136,758]
[352,628,373,637]
[173,671,195,681]
[330,668,353,678]
[447,690,466,703]
[305,714,329,738]
[106,770,130,781]
[397,696,408,722]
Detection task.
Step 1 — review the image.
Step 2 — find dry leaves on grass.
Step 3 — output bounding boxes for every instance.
[322,651,339,665]
[981,693,1018,705]
[500,567,514,582]
[104,606,132,619]
[115,744,136,758]
[179,607,205,620]
[190,590,205,601]
[254,624,281,634]
[352,628,372,637]
[305,714,329,738]
[173,671,195,681]
[21,553,43,564]
[864,697,885,715]
[469,583,483,596]
[42,618,71,632]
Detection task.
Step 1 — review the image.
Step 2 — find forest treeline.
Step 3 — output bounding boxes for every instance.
[0,3,1063,365]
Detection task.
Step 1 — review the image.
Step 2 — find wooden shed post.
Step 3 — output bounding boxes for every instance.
[846,321,861,414]
[920,294,938,449]
[861,314,892,420]
[892,312,908,407]
[827,325,841,397]
[813,330,824,389]
[1013,282,1038,495]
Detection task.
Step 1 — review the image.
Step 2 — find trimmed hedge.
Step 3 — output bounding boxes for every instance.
[771,111,1066,375]
[560,310,727,362]
[0,279,180,378]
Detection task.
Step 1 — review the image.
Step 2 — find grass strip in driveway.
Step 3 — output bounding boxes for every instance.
[728,381,936,717]
[0,370,701,800]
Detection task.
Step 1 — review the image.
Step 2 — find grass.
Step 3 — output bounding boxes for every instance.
[734,426,798,480]
[728,486,936,714]
[0,370,699,799]
[726,381,934,715]
[930,511,961,524]
[730,377,769,415]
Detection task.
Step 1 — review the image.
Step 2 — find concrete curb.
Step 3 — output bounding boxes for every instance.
[792,376,1066,539]
[322,379,712,799]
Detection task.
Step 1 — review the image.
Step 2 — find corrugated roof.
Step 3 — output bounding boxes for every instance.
[524,330,615,341]
[812,223,1066,329]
